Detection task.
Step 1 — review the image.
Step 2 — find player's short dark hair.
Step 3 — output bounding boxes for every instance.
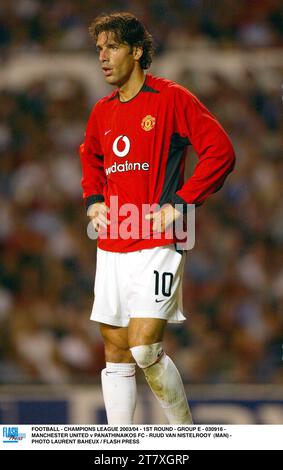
[89,12,154,70]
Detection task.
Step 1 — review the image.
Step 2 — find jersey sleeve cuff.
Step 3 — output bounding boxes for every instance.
[85,194,105,211]
[171,193,204,213]
[170,194,190,214]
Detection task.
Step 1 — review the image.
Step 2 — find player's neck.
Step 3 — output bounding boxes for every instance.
[118,67,145,102]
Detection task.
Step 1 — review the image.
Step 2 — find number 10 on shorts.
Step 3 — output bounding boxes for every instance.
[154,270,173,298]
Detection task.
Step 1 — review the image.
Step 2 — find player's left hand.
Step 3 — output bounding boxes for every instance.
[145,204,183,233]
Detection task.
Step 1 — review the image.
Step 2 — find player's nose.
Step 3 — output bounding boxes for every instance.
[99,48,109,62]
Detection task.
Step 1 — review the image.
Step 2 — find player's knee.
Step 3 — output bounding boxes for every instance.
[104,341,132,363]
[130,342,164,369]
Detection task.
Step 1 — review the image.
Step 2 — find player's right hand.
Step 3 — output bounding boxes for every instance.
[87,202,110,231]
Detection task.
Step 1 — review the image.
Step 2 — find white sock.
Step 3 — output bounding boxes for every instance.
[143,354,193,424]
[101,362,137,424]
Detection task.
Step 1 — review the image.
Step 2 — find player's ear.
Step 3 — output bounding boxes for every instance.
[133,45,143,61]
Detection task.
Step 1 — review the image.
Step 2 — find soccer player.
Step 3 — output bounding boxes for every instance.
[79,12,235,424]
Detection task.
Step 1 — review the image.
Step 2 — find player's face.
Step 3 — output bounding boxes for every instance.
[96,31,137,87]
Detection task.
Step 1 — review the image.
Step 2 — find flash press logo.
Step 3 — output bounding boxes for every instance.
[3,426,26,443]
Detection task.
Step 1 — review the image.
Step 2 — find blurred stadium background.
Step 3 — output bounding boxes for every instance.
[0,0,282,424]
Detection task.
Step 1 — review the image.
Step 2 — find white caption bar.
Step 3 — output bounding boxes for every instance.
[0,424,282,450]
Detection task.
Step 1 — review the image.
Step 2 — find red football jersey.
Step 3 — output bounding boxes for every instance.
[79,73,235,252]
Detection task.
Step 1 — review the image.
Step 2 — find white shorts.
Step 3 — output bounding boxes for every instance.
[90,244,186,327]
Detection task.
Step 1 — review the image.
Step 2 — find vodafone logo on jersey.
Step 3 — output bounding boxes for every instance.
[112,135,130,157]
[105,134,150,176]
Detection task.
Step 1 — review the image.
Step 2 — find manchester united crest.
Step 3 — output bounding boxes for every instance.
[141,115,156,131]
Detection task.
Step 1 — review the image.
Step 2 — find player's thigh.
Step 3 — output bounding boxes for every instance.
[128,317,167,348]
[99,322,132,362]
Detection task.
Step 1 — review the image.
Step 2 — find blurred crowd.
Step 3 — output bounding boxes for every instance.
[0,1,282,385]
[0,0,283,59]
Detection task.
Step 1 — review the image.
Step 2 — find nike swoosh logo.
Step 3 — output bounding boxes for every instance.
[155,299,165,303]
[104,129,111,135]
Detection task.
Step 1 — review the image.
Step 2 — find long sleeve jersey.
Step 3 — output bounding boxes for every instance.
[79,73,235,252]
